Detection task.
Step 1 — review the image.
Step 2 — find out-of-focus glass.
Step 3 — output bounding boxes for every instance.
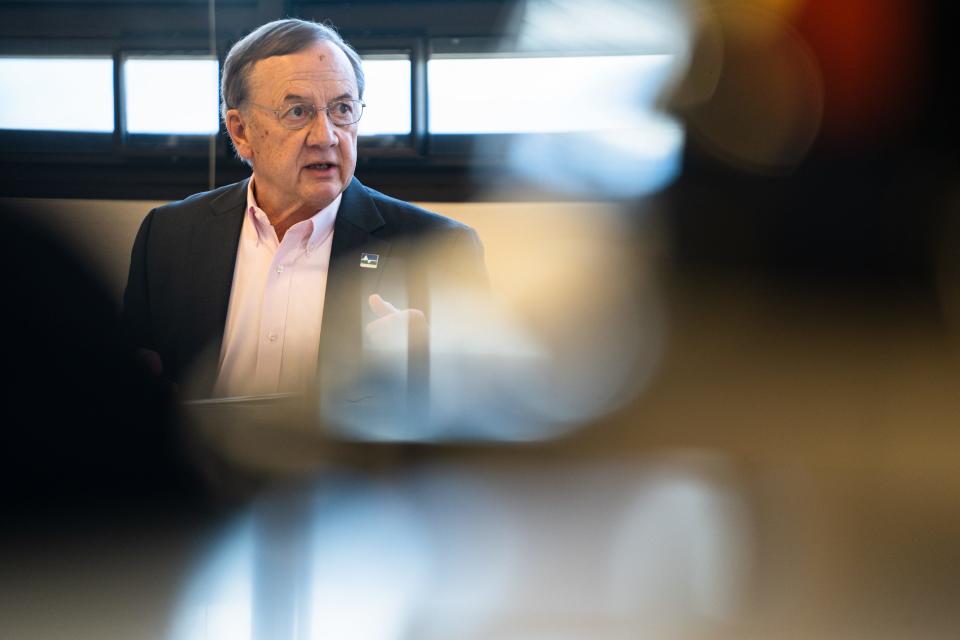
[170,460,749,640]
[0,57,114,132]
[427,54,675,134]
[123,57,219,135]
[358,57,411,136]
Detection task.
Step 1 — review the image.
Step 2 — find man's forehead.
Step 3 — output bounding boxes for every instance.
[249,41,357,97]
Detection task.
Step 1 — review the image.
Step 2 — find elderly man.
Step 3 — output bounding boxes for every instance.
[123,18,485,399]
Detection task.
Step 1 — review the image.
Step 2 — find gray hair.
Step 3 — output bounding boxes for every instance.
[220,18,365,123]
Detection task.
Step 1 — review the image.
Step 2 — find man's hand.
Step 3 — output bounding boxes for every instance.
[365,294,428,349]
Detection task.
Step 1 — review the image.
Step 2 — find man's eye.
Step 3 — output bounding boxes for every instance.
[332,101,353,115]
[282,104,313,121]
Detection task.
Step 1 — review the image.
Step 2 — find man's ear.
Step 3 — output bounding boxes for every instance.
[225,108,254,162]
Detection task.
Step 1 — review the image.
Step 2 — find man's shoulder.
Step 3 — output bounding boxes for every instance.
[349,180,487,288]
[356,181,472,235]
[149,180,247,221]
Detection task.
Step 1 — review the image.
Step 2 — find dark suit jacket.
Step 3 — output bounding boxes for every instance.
[123,177,485,399]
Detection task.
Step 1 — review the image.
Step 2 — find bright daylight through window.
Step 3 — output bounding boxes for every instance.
[123,57,220,135]
[428,54,676,134]
[0,57,114,132]
[358,57,412,136]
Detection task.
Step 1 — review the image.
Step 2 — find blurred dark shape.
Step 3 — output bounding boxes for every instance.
[0,202,196,526]
[676,0,929,172]
[935,183,960,347]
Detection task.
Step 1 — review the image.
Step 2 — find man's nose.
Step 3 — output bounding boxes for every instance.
[305,109,339,146]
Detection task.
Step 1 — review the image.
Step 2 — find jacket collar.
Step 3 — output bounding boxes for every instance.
[209,177,249,216]
[335,177,386,234]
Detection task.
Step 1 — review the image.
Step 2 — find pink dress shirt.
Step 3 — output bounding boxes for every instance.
[213,178,340,397]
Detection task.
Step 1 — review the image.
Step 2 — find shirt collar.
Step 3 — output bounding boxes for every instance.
[245,176,341,250]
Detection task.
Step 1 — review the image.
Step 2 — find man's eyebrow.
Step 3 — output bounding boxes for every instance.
[280,92,355,104]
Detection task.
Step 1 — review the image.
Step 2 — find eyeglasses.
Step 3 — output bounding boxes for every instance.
[247,99,365,129]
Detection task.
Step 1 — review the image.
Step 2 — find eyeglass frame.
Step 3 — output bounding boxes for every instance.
[243,98,366,130]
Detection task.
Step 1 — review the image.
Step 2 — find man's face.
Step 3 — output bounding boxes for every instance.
[226,40,359,217]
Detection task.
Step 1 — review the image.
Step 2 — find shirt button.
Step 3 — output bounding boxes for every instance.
[267,332,278,342]
[277,265,285,273]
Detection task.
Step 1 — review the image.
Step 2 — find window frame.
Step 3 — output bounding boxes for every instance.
[0,43,117,158]
[350,36,427,159]
[118,50,225,158]
[0,3,675,201]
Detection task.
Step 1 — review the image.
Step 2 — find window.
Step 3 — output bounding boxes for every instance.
[427,54,676,134]
[0,0,683,198]
[427,51,684,197]
[123,56,220,135]
[0,56,113,132]
[358,56,412,137]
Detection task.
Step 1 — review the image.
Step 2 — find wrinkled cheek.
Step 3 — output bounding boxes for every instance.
[262,148,291,174]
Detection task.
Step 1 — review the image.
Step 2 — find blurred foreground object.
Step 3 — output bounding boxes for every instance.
[180,201,665,487]
[677,0,927,172]
[0,203,190,515]
[472,0,692,198]
[678,0,823,172]
[171,456,749,640]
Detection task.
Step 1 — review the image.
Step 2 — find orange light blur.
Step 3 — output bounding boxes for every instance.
[795,0,925,143]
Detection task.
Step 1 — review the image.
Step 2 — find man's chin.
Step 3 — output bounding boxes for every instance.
[300,184,345,211]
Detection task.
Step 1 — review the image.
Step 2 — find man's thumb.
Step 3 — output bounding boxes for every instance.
[369,293,398,318]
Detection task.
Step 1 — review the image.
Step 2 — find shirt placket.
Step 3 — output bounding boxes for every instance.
[254,234,298,392]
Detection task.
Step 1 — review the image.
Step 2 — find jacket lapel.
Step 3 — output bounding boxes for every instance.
[180,179,247,394]
[319,179,392,388]
[329,179,392,311]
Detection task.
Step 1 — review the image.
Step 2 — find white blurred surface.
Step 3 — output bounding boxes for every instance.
[359,58,412,136]
[0,57,114,132]
[123,57,220,135]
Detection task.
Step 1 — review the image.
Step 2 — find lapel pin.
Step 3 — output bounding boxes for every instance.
[360,252,379,269]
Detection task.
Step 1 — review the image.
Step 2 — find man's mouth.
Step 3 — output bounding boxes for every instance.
[305,163,335,170]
